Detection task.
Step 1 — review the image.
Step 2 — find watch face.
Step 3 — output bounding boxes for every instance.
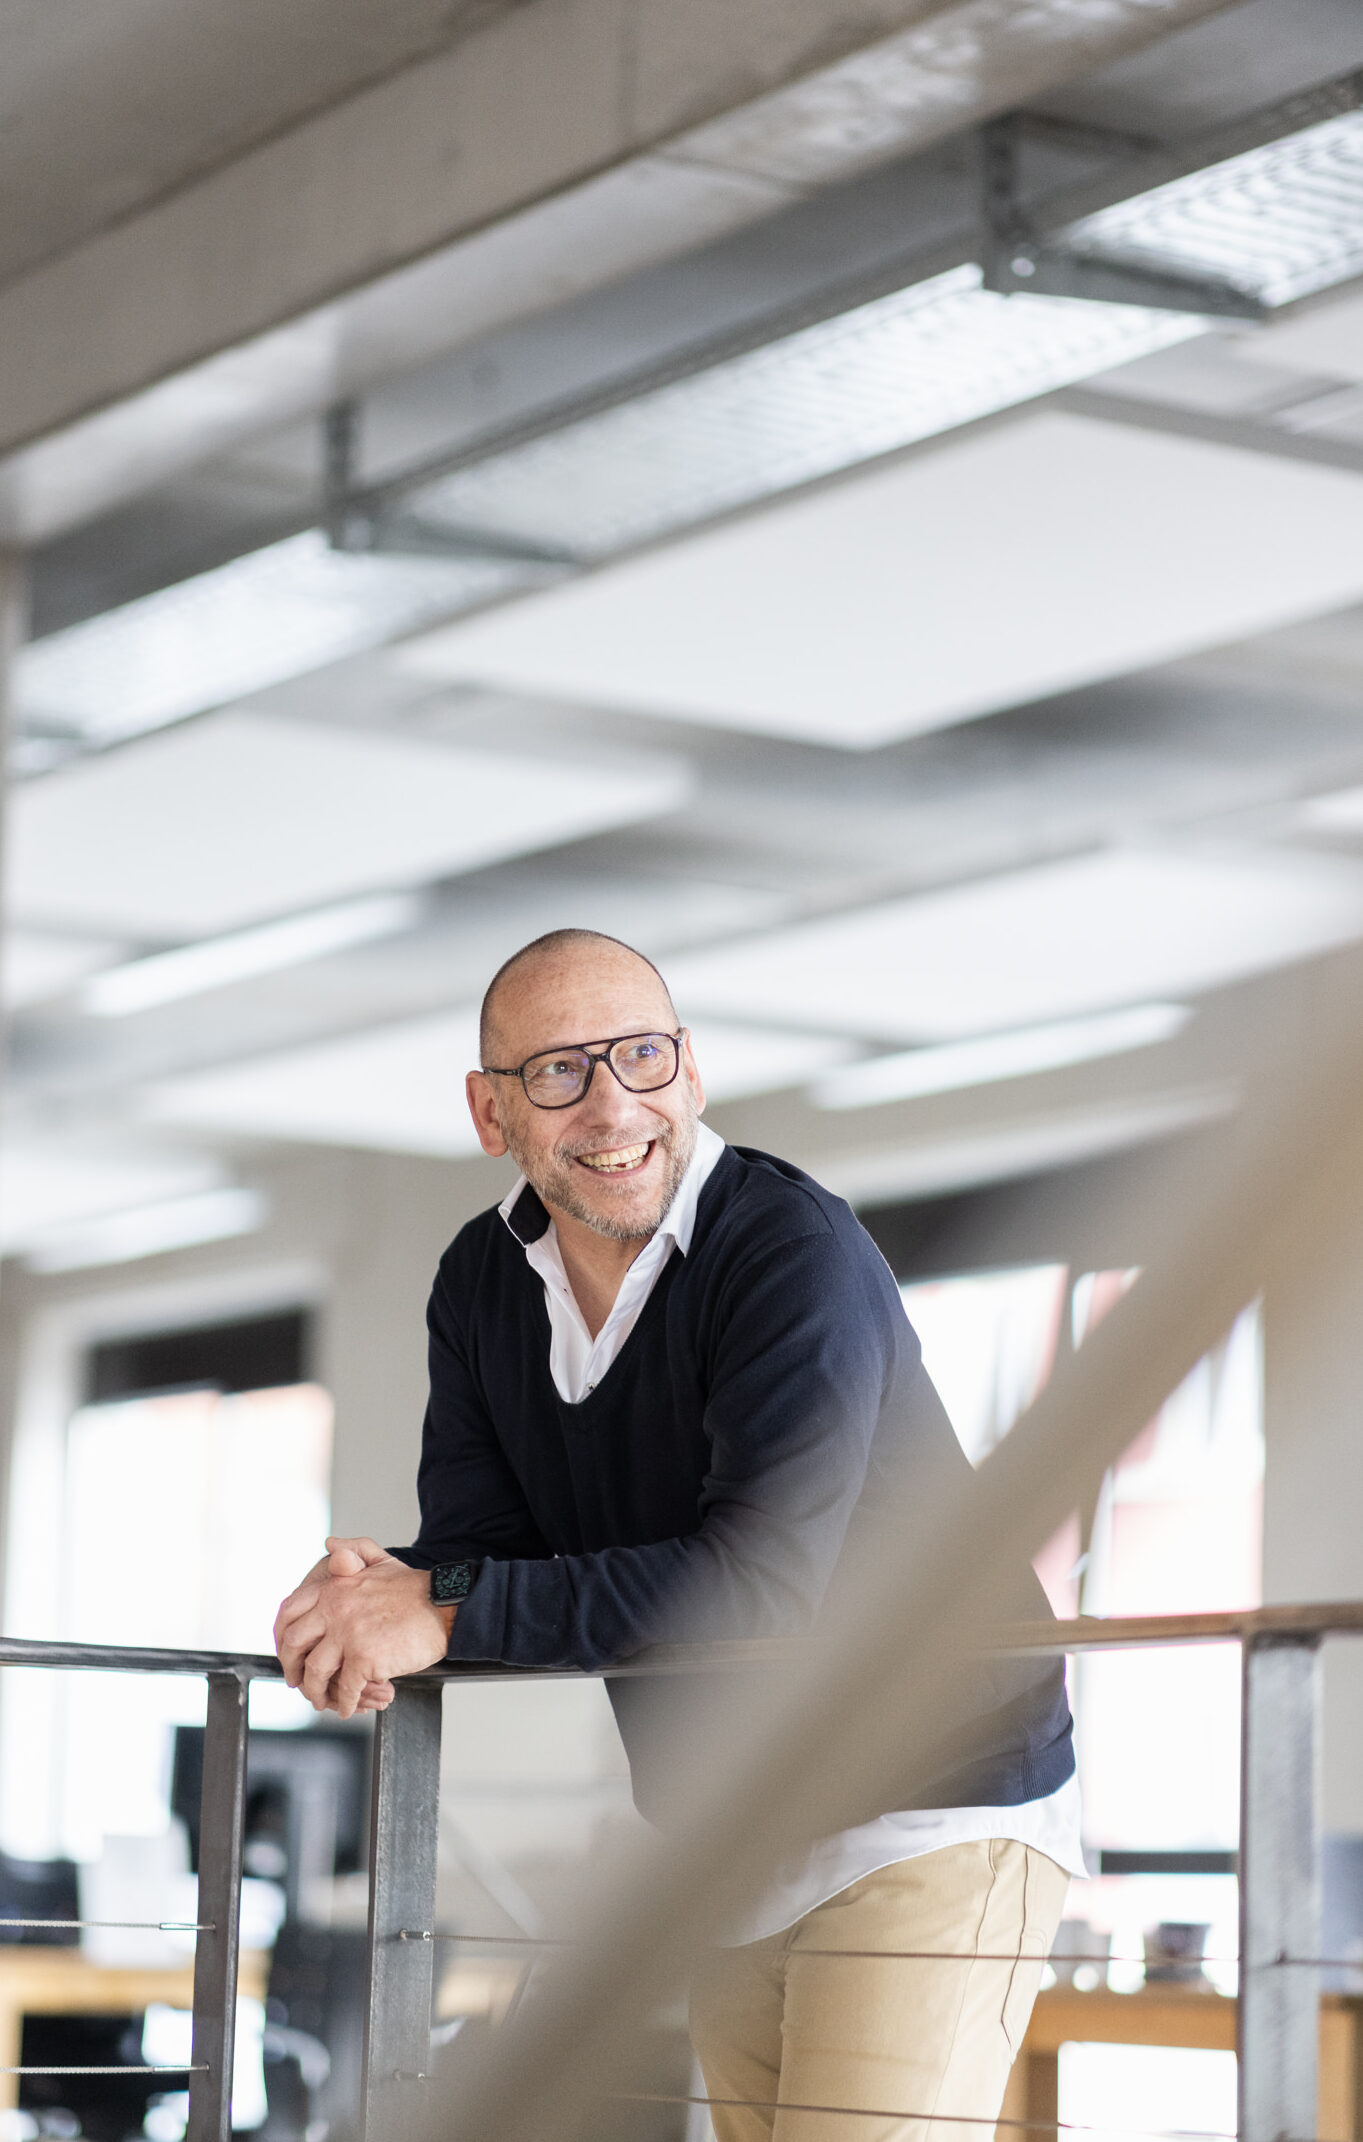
[431,1561,477,1605]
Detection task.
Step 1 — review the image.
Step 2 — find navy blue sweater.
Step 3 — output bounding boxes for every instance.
[397,1144,1073,1815]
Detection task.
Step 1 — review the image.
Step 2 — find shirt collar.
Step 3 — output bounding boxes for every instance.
[498,1118,726,1257]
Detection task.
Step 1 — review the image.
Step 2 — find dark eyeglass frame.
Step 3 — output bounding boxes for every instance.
[482,1029,685,1110]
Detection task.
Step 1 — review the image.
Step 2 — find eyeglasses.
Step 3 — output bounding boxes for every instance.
[482,1030,685,1110]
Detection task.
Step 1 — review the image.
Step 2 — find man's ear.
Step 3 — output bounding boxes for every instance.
[680,1029,707,1114]
[466,1070,510,1157]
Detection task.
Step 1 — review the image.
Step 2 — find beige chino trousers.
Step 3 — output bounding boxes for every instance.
[689,1840,1070,2142]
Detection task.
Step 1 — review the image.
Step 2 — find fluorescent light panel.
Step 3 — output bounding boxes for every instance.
[667,847,1363,1042]
[15,530,541,743]
[809,1003,1191,1110]
[1066,108,1363,310]
[9,710,690,938]
[409,267,1198,561]
[82,892,423,1016]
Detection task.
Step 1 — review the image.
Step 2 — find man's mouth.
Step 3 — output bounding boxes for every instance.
[574,1140,654,1175]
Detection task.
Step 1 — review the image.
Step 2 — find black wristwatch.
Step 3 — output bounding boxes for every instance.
[430,1560,481,1606]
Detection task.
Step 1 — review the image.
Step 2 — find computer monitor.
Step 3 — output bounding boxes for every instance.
[172,1722,370,1922]
[0,1851,79,1946]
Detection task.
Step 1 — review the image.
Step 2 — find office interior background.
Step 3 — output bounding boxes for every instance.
[2,1,1363,2136]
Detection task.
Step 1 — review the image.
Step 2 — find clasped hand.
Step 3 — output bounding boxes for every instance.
[273,1536,454,1719]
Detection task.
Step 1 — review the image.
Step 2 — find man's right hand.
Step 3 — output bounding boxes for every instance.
[273,1537,400,1715]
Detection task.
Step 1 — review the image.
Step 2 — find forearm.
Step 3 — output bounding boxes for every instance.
[448,1511,836,1673]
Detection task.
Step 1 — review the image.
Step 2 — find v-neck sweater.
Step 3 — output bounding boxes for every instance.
[396,1142,1074,1822]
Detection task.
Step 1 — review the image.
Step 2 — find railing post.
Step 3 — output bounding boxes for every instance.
[362,1679,444,2142]
[187,1669,250,2142]
[1239,1634,1322,2142]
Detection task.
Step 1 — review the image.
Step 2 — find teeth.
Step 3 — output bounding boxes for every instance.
[578,1141,650,1172]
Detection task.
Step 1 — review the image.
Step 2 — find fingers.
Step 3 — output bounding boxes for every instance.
[325,1535,390,1570]
[321,1675,393,1716]
[300,1635,346,1712]
[272,1580,322,1658]
[330,1655,371,1721]
[326,1544,367,1577]
[276,1607,330,1689]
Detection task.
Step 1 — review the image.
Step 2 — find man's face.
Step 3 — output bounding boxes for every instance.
[466,948,706,1242]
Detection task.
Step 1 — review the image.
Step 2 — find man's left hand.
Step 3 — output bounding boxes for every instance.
[274,1536,455,1719]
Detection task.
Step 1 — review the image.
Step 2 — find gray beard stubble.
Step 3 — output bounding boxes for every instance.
[507,1105,699,1241]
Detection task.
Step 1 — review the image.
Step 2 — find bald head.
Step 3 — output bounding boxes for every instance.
[479,929,678,1067]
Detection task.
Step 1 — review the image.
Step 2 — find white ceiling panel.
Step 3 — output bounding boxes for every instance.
[147,1009,854,1156]
[398,412,1363,748]
[1251,285,1363,385]
[666,847,1363,1043]
[816,1085,1237,1208]
[3,929,123,1008]
[0,1137,224,1252]
[147,1009,487,1158]
[686,1020,855,1102]
[1301,782,1363,832]
[7,711,690,937]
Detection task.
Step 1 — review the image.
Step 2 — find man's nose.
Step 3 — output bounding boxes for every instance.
[575,1056,635,1113]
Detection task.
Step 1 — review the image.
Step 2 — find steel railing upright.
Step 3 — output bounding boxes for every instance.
[0,1635,279,2142]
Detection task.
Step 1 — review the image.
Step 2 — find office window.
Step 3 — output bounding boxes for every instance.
[900,1267,1262,1873]
[1,1313,330,1862]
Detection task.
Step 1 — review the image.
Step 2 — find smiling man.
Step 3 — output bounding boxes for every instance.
[273,927,1081,2140]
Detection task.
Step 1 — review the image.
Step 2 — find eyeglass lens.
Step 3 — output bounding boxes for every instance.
[521,1033,679,1108]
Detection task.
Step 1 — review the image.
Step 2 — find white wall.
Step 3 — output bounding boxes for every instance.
[1262,1108,1363,1834]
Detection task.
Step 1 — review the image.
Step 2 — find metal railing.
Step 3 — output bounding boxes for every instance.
[3,1601,1360,2142]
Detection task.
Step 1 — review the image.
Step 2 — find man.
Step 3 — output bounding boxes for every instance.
[274,928,1082,2140]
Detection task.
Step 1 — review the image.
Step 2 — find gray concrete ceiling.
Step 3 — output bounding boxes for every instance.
[0,0,525,285]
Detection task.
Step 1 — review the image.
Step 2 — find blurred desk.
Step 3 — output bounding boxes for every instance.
[1001,1988,1363,2142]
[0,1947,268,2111]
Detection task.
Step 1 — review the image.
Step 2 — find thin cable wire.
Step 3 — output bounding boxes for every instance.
[0,1916,211,1933]
[405,1929,1361,1970]
[616,2091,1240,2137]
[0,2064,207,2077]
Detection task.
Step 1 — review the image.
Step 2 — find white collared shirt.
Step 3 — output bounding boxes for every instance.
[501,1123,1084,1938]
[498,1119,726,1405]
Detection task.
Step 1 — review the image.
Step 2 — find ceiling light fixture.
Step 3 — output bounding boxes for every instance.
[81,891,423,1017]
[405,267,1201,561]
[1063,107,1363,311]
[808,1003,1193,1111]
[15,530,549,745]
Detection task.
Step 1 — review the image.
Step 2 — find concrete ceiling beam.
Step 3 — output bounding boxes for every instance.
[0,0,1241,543]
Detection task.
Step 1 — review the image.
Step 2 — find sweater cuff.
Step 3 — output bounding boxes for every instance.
[384,1544,431,1570]
[444,1558,509,1662]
